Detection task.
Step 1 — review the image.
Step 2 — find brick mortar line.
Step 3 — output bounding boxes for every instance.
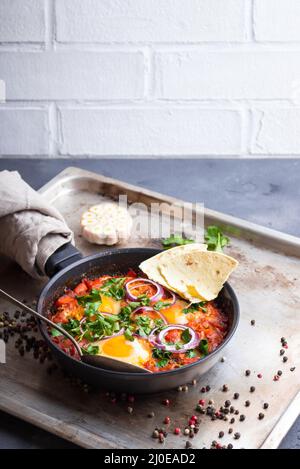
[3,43,300,52]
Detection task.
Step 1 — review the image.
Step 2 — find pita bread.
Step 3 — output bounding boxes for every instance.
[139,244,207,294]
[140,245,238,302]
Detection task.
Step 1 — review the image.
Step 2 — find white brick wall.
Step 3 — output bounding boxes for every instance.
[0,0,300,158]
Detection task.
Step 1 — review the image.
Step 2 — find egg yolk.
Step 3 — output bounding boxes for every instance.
[161,301,188,325]
[98,295,121,315]
[101,335,133,358]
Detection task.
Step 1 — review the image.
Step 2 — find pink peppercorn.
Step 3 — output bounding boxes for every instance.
[174,427,181,435]
[127,395,135,403]
[164,416,170,424]
[199,399,205,406]
[162,399,170,406]
[257,373,263,379]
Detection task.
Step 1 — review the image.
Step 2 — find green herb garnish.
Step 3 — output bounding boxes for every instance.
[82,344,99,355]
[162,234,194,250]
[183,301,207,314]
[50,328,63,337]
[153,301,172,311]
[137,294,151,306]
[101,277,126,301]
[152,348,172,368]
[135,315,152,337]
[77,288,102,306]
[199,339,209,356]
[124,327,135,342]
[186,349,197,358]
[204,225,229,253]
[181,328,192,344]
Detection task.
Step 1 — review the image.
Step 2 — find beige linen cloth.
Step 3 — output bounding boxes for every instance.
[0,171,73,278]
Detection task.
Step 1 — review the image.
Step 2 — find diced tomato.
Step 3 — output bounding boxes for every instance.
[55,295,76,308]
[52,309,70,324]
[164,328,182,343]
[86,275,111,290]
[73,281,88,296]
[126,268,137,278]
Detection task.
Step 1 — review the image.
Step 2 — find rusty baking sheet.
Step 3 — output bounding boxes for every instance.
[0,166,299,449]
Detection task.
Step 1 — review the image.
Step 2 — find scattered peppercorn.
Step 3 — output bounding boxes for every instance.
[240,414,246,422]
[251,320,255,326]
[192,379,197,386]
[263,403,269,410]
[174,427,181,435]
[148,412,155,418]
[183,385,189,392]
[127,406,133,414]
[219,431,224,438]
[152,430,159,439]
[290,367,296,372]
[177,386,183,392]
[234,432,241,440]
[162,399,170,406]
[230,418,235,424]
[277,370,282,376]
[227,444,233,449]
[185,441,192,449]
[258,413,265,420]
[283,356,288,363]
[164,416,170,424]
[228,428,233,434]
[245,370,251,377]
[250,386,256,393]
[225,400,231,408]
[273,375,280,382]
[222,384,229,392]
[206,385,211,392]
[245,400,251,407]
[233,392,240,400]
[280,349,285,356]
[159,433,164,444]
[257,373,263,379]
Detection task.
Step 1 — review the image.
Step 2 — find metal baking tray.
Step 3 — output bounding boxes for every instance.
[0,166,299,449]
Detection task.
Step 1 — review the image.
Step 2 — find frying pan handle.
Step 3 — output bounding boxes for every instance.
[45,243,83,278]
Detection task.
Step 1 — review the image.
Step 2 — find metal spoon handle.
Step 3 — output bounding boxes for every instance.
[0,288,82,357]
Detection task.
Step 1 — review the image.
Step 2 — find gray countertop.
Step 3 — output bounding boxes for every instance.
[0,158,299,449]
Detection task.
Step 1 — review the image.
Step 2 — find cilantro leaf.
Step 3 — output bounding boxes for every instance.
[162,234,194,250]
[204,225,230,253]
[152,348,172,368]
[181,328,192,344]
[186,349,197,358]
[199,339,209,356]
[183,302,207,314]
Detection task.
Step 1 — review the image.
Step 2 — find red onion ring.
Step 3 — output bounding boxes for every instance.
[125,278,164,302]
[149,325,200,354]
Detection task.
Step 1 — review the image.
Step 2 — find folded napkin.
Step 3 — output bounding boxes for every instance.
[0,170,73,278]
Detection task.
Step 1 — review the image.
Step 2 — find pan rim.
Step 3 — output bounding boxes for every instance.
[38,247,240,378]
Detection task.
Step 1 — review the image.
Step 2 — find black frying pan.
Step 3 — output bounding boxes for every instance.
[37,243,240,394]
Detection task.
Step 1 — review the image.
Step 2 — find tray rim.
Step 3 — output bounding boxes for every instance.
[1,165,299,449]
[39,166,300,257]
